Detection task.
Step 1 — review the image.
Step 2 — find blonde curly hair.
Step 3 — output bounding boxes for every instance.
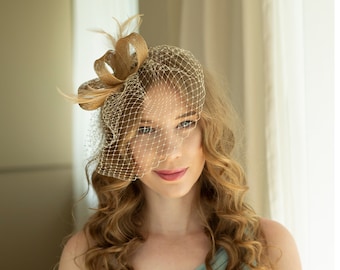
[78,69,271,269]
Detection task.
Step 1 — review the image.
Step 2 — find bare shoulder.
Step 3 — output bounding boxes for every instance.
[58,231,88,270]
[260,218,302,270]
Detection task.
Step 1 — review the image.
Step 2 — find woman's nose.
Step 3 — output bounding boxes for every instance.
[158,131,183,161]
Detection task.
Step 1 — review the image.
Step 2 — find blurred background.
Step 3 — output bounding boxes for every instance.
[0,1,73,269]
[0,0,337,269]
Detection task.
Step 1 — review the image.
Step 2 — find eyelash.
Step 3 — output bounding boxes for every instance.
[177,120,196,129]
[137,120,196,135]
[137,126,155,135]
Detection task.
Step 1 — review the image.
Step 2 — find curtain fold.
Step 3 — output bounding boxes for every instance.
[261,0,334,269]
[335,2,340,268]
[240,0,270,218]
[261,0,309,265]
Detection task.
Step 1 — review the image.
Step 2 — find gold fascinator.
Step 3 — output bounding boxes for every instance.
[65,15,148,110]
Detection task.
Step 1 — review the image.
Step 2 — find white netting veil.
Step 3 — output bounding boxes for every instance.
[75,16,206,181]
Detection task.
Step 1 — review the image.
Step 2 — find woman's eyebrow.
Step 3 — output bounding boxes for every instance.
[175,111,197,120]
[139,119,153,124]
[139,111,197,123]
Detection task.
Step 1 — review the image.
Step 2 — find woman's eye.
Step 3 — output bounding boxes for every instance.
[177,120,196,129]
[137,126,155,135]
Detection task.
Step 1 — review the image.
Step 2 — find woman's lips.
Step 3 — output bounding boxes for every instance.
[154,168,188,181]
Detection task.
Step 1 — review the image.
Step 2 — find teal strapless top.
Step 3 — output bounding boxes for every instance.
[195,248,228,270]
[195,248,250,270]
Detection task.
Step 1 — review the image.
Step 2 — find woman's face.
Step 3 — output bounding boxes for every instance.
[130,84,205,199]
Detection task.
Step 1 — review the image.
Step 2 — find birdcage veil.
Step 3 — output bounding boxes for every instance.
[74,15,206,181]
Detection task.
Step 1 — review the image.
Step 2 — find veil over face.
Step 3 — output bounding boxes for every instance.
[96,45,206,181]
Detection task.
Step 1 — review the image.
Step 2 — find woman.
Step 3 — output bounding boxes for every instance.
[59,16,301,270]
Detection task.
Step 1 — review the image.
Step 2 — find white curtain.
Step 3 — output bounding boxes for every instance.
[180,0,335,269]
[260,0,309,262]
[260,0,334,269]
[335,2,340,269]
[72,0,138,230]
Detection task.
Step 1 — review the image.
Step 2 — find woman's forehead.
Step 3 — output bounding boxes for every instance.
[142,84,188,118]
[145,82,180,99]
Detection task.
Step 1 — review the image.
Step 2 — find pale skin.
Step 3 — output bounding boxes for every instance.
[59,86,302,270]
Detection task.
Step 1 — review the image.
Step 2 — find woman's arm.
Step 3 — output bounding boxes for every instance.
[260,218,302,270]
[58,231,87,270]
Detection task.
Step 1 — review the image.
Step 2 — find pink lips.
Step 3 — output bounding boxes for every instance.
[154,168,188,181]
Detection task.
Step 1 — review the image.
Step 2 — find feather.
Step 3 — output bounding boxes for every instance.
[59,14,147,111]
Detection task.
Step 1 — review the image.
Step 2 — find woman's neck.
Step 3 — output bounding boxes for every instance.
[142,184,202,236]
